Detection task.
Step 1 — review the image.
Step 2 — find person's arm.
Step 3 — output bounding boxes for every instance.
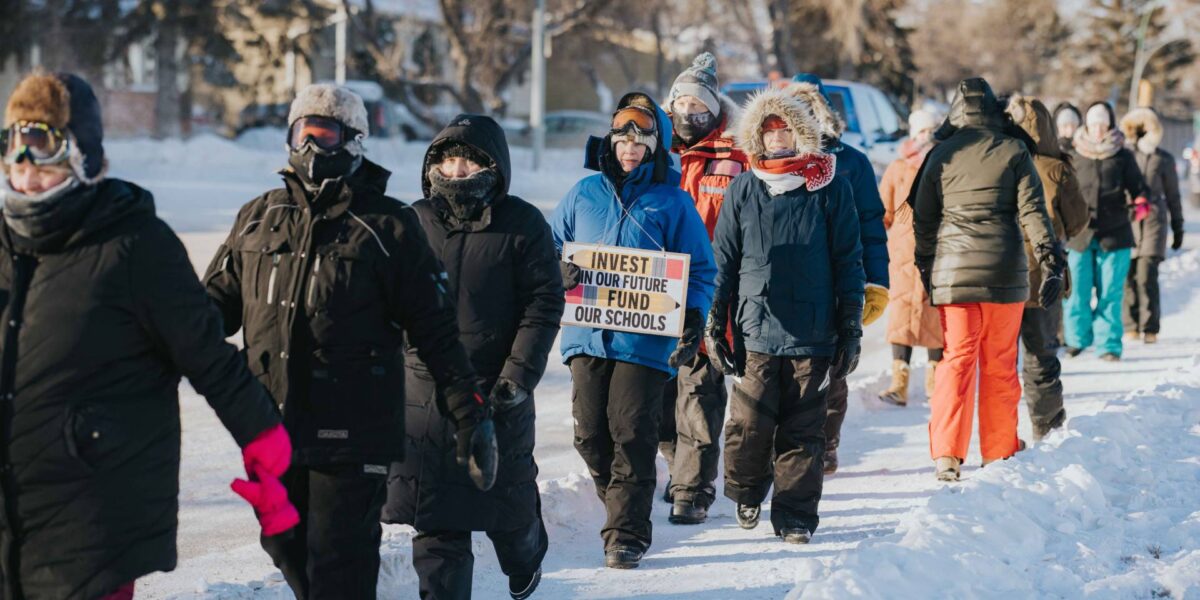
[1013,149,1056,251]
[672,190,717,317]
[500,211,565,392]
[850,154,890,288]
[551,181,581,254]
[1053,162,1090,239]
[911,155,943,264]
[133,220,279,447]
[710,179,743,311]
[878,161,899,230]
[203,202,258,337]
[1162,153,1184,234]
[1122,150,1150,202]
[828,178,866,309]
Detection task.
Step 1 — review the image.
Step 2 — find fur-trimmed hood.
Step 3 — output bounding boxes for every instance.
[734,87,824,160]
[787,81,845,140]
[1120,107,1164,156]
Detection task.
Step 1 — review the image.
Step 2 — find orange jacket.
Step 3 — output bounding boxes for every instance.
[674,122,750,240]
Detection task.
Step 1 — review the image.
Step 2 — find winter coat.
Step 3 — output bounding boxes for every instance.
[912,93,1057,306]
[881,139,942,348]
[384,116,563,532]
[0,180,280,599]
[1120,109,1183,259]
[1010,96,1090,308]
[713,87,866,357]
[205,159,477,467]
[1069,129,1147,253]
[672,95,750,239]
[551,92,717,375]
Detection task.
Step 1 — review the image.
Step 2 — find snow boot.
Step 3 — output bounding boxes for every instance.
[878,360,910,406]
[736,504,761,530]
[925,360,939,398]
[934,456,961,481]
[605,546,643,569]
[509,567,541,600]
[1099,352,1120,362]
[669,499,707,525]
[661,478,673,504]
[1124,329,1140,341]
[823,449,838,475]
[1064,346,1083,358]
[982,439,1026,467]
[781,527,813,544]
[1144,332,1158,344]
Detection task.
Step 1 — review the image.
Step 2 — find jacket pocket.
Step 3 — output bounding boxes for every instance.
[310,244,382,315]
[234,230,292,305]
[307,346,400,449]
[64,398,172,471]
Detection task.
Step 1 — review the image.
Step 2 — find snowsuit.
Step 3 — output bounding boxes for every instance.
[205,159,479,599]
[1066,108,1147,358]
[382,116,561,599]
[551,92,716,553]
[912,80,1057,462]
[1119,109,1183,337]
[717,87,865,534]
[1010,96,1089,438]
[659,94,748,510]
[0,179,280,599]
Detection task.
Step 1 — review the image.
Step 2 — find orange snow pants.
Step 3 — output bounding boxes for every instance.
[929,302,1024,462]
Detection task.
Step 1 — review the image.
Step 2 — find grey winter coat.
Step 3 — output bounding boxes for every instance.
[1120,109,1183,259]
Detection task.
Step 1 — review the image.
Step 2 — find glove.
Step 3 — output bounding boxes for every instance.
[1132,196,1151,222]
[668,308,704,369]
[1035,241,1067,309]
[560,260,581,291]
[240,423,291,480]
[231,467,299,537]
[1172,223,1184,251]
[445,380,497,490]
[916,257,934,298]
[490,377,530,412]
[862,284,889,327]
[831,301,863,380]
[704,303,740,376]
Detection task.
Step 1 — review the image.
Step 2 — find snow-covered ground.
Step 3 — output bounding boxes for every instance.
[113,135,1200,599]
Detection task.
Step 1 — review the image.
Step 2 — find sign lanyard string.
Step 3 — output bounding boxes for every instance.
[601,184,667,254]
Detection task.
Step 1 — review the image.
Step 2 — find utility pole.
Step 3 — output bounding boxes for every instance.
[1129,0,1166,110]
[531,0,547,171]
[334,3,348,85]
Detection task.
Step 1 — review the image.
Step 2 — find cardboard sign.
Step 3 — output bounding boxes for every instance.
[561,242,690,338]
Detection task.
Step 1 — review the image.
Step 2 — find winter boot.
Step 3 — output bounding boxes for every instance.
[669,499,708,525]
[605,546,643,569]
[661,478,673,504]
[781,527,813,544]
[1099,352,1120,362]
[509,567,542,600]
[925,360,939,398]
[1144,332,1158,344]
[934,456,961,481]
[1124,329,1140,341]
[1064,346,1083,358]
[878,360,910,406]
[736,504,761,530]
[982,439,1026,467]
[823,449,838,475]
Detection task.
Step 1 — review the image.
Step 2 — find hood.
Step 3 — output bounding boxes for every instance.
[421,113,511,199]
[734,86,824,160]
[1119,107,1164,155]
[787,80,845,140]
[585,92,673,185]
[1008,94,1061,158]
[938,77,1004,137]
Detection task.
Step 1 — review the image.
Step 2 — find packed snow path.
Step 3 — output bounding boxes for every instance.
[117,137,1200,599]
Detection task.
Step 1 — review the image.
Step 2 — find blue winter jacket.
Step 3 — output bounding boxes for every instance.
[712,172,865,357]
[551,93,717,375]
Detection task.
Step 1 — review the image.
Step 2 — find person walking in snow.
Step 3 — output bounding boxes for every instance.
[657,52,750,526]
[205,84,495,599]
[0,71,293,600]
[1053,102,1083,155]
[708,85,864,543]
[382,115,562,600]
[1186,146,1200,210]
[1008,95,1089,441]
[552,92,716,569]
[878,108,943,407]
[1119,107,1184,345]
[912,77,1064,481]
[789,74,889,475]
[1063,101,1149,362]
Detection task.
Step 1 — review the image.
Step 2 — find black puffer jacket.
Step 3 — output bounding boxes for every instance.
[0,179,279,599]
[912,78,1057,306]
[1068,103,1148,252]
[205,159,477,467]
[383,115,563,532]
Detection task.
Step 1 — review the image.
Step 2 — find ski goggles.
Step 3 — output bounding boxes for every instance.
[610,107,657,137]
[1,121,70,166]
[288,116,359,153]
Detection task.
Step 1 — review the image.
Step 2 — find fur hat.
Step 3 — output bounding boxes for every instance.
[788,80,845,140]
[668,52,722,117]
[734,86,823,159]
[4,71,106,183]
[288,84,369,139]
[1120,107,1164,155]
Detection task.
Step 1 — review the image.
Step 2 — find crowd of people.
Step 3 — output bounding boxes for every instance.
[0,53,1186,598]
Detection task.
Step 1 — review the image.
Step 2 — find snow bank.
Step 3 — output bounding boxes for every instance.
[794,359,1200,599]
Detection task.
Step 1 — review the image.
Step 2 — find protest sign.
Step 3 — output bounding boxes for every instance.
[561,242,690,337]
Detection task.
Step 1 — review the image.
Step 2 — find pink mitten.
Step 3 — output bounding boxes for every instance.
[1133,196,1151,222]
[241,423,291,479]
[231,467,300,536]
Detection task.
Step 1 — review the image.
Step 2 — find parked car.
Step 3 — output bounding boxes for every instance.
[507,110,611,148]
[723,78,907,176]
[235,103,291,135]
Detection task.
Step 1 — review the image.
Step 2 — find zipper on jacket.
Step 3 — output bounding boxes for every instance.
[306,254,322,309]
[265,255,280,305]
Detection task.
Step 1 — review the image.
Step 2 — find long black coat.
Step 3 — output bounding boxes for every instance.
[205,160,477,467]
[383,115,563,532]
[1069,147,1146,252]
[0,180,279,599]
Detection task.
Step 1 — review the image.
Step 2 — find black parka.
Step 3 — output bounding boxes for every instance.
[204,159,478,467]
[383,115,564,532]
[0,179,280,599]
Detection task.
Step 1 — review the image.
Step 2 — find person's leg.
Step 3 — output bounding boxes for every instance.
[724,352,782,507]
[1142,258,1161,334]
[976,303,1025,462]
[1123,256,1141,334]
[822,377,848,455]
[929,303,982,461]
[927,347,944,362]
[1064,244,1096,350]
[1020,304,1065,440]
[893,344,914,363]
[261,465,311,599]
[658,375,677,472]
[770,356,832,535]
[602,360,669,552]
[412,530,474,600]
[487,515,549,578]
[669,353,728,509]
[306,465,387,599]
[569,356,616,504]
[1096,247,1133,356]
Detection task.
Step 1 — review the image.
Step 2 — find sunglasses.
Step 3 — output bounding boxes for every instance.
[1,121,70,166]
[288,116,359,152]
[611,107,657,136]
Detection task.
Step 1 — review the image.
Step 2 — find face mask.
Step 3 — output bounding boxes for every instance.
[288,145,361,190]
[672,111,717,145]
